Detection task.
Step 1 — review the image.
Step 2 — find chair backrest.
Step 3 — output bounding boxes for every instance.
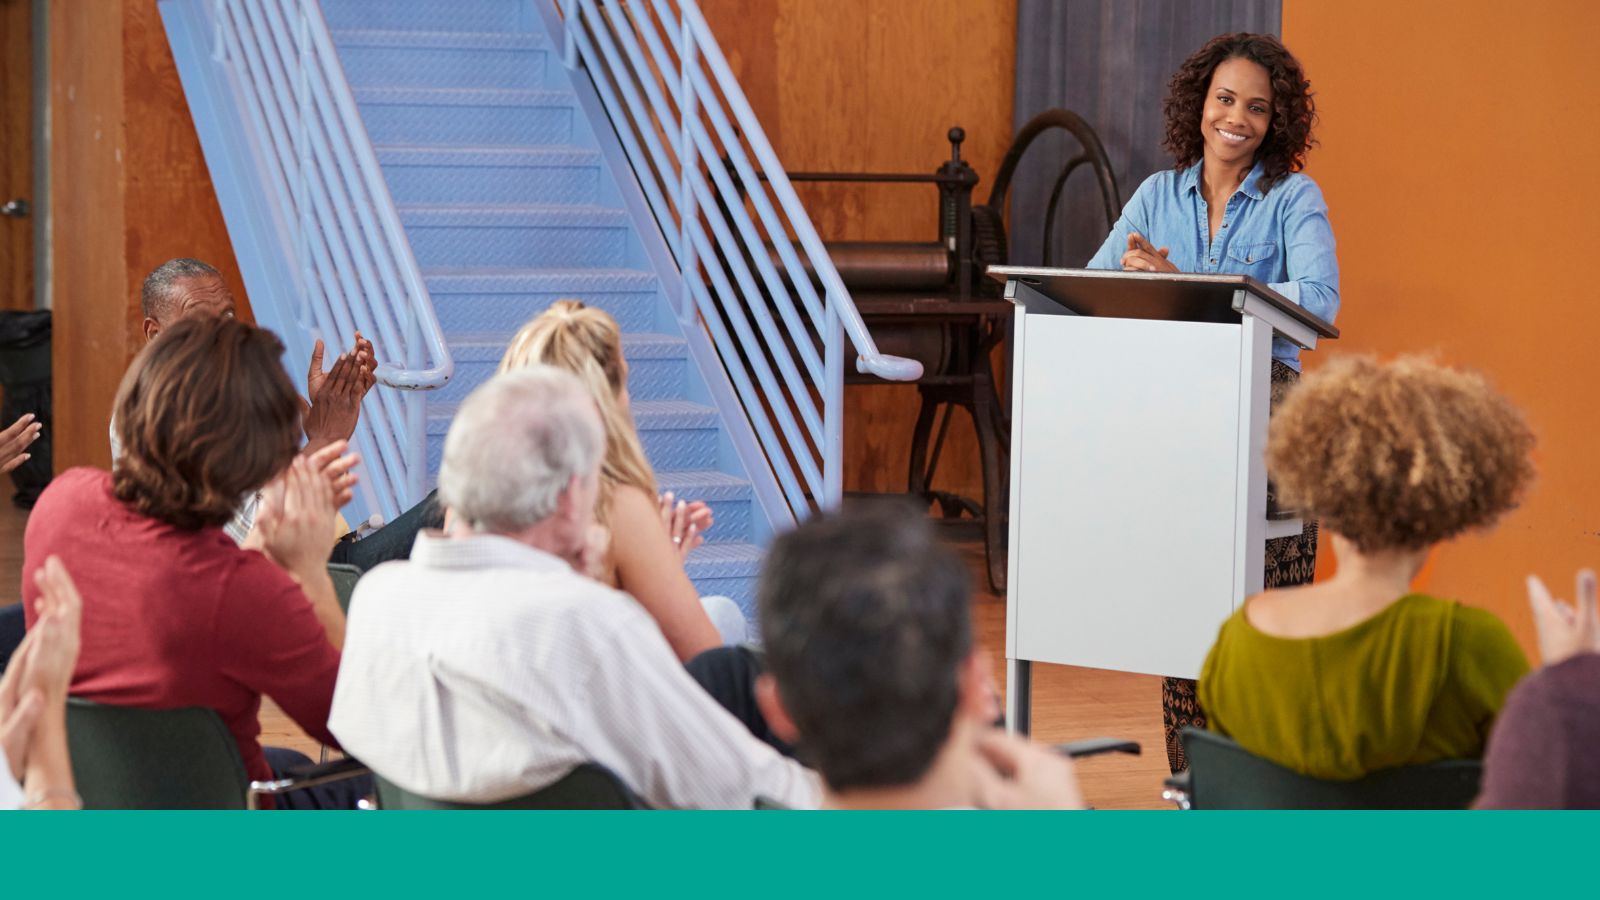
[0,602,24,671]
[66,698,250,809]
[375,763,649,810]
[327,563,363,613]
[1180,727,1482,810]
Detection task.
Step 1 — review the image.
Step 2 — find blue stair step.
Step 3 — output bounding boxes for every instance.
[437,332,688,403]
[427,398,721,474]
[353,87,575,146]
[424,267,661,335]
[682,543,766,614]
[333,30,549,91]
[400,204,630,267]
[377,144,602,206]
[319,0,526,33]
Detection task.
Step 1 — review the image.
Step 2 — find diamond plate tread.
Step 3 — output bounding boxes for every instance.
[426,397,717,435]
[333,29,548,50]
[399,204,629,229]
[320,0,523,33]
[448,332,684,361]
[423,267,658,294]
[352,86,573,108]
[375,144,599,168]
[682,542,764,579]
[655,470,752,500]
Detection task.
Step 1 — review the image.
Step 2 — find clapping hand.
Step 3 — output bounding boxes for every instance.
[659,492,712,561]
[1119,232,1178,273]
[256,444,354,573]
[0,414,42,475]
[303,332,378,449]
[1527,569,1600,667]
[0,557,84,782]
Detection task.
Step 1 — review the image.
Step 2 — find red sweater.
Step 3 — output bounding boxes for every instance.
[22,468,341,785]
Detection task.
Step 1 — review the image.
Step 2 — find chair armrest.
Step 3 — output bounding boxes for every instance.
[1162,770,1192,810]
[247,757,371,809]
[1054,737,1141,759]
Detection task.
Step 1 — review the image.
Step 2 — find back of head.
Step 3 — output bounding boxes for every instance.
[1267,355,1535,553]
[112,317,300,530]
[439,366,605,534]
[758,503,972,790]
[496,300,656,509]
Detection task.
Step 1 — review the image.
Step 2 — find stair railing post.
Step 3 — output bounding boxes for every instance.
[294,0,313,328]
[823,290,843,510]
[560,0,578,69]
[677,13,698,326]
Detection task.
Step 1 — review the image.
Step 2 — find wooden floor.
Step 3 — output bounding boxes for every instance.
[2,502,1173,810]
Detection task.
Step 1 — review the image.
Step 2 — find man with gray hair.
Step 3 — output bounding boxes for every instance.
[328,367,818,809]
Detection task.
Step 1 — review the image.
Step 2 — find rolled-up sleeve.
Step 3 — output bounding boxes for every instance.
[1269,179,1340,326]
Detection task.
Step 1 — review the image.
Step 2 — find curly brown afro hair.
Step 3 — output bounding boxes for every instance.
[1267,356,1535,554]
[1163,32,1316,193]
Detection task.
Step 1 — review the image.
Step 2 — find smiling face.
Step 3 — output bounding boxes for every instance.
[1200,56,1274,169]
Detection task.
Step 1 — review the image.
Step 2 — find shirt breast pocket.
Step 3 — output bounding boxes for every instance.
[1225,241,1279,279]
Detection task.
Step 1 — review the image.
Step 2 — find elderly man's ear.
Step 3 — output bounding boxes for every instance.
[142,317,162,343]
[754,674,801,746]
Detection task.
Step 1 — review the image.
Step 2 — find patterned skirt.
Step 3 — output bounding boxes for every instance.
[1161,360,1318,773]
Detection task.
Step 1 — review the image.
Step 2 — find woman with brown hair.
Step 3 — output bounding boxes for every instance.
[22,317,366,807]
[497,301,742,661]
[1087,32,1339,771]
[1198,356,1533,779]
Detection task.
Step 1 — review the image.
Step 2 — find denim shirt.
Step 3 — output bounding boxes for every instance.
[1087,161,1339,371]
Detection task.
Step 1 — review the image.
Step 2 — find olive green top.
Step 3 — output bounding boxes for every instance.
[1199,593,1530,781]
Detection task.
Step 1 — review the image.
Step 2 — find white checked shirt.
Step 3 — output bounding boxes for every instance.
[328,531,820,809]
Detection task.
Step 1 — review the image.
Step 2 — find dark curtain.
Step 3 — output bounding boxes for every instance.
[1009,0,1281,268]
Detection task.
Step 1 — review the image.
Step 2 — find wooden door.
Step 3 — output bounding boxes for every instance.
[0,0,32,311]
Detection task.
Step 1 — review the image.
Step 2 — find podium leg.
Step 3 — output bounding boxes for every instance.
[1006,657,1032,735]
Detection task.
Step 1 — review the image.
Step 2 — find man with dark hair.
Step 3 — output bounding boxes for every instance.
[754,504,1085,809]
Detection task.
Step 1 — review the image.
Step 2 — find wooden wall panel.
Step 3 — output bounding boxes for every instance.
[121,0,250,324]
[701,0,1017,497]
[50,0,129,472]
[0,0,33,311]
[50,0,248,473]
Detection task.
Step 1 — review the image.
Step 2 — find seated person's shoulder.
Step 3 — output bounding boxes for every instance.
[1443,599,1521,652]
[607,483,658,528]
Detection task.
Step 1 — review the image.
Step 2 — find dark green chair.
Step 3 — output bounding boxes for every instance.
[66,697,368,809]
[375,763,649,809]
[1165,727,1481,810]
[327,562,363,613]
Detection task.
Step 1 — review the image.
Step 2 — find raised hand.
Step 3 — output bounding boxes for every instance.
[1119,231,1177,273]
[0,414,42,475]
[304,332,378,449]
[256,453,339,574]
[304,439,361,509]
[0,556,85,782]
[659,491,711,561]
[1527,569,1600,666]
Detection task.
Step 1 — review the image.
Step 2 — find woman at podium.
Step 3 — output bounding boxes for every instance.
[1086,32,1339,773]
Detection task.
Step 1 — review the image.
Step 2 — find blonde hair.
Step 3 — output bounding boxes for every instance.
[1267,355,1535,553]
[497,300,657,523]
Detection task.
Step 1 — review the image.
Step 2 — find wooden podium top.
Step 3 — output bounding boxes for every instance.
[987,266,1339,340]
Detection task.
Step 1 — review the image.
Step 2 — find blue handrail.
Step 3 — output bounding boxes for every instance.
[208,0,452,517]
[558,0,923,513]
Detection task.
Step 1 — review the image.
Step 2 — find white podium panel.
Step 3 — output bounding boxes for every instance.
[1008,315,1245,680]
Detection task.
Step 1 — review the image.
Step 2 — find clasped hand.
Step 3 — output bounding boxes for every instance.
[1119,232,1178,273]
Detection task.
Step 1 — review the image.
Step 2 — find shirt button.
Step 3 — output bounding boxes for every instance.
[1210,258,1217,264]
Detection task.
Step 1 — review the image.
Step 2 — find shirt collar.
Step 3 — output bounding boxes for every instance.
[409,530,573,574]
[1182,159,1268,201]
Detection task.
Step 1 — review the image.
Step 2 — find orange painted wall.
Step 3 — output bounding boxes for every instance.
[1283,0,1600,656]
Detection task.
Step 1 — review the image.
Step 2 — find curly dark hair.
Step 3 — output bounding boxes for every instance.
[1267,356,1535,554]
[112,317,301,530]
[1162,32,1316,193]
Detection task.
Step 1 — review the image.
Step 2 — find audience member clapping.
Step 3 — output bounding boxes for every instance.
[1475,570,1600,808]
[24,317,366,808]
[1199,356,1534,779]
[329,367,818,809]
[754,503,1085,809]
[497,300,742,657]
